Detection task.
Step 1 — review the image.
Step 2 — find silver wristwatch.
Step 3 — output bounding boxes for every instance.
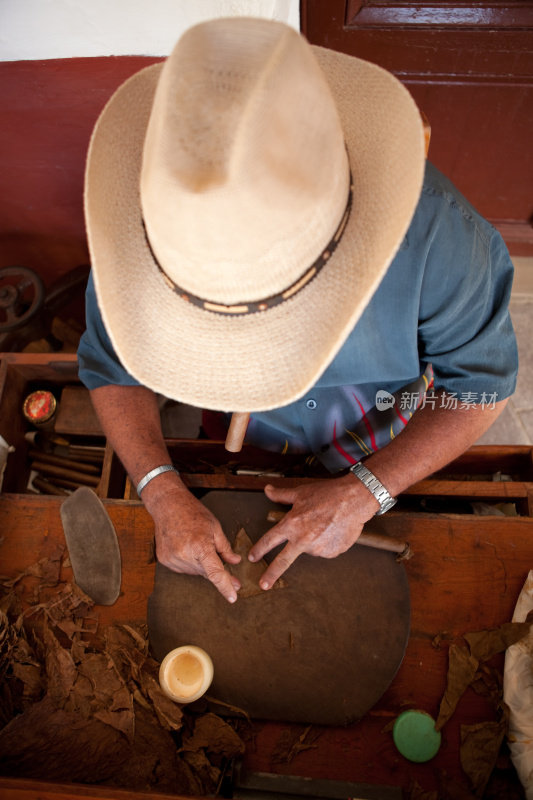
[350,462,397,515]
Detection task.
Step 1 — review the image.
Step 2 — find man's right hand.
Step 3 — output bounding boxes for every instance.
[143,482,242,603]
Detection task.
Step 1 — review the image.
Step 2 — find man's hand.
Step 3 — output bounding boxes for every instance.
[248,476,380,590]
[145,485,242,603]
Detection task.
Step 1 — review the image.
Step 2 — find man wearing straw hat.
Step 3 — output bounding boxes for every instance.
[78,17,518,603]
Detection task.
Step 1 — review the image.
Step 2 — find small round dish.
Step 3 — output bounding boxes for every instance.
[159,645,214,704]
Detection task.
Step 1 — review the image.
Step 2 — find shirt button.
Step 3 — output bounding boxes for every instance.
[306,398,317,410]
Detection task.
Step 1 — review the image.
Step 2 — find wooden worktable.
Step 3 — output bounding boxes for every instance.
[0,492,531,797]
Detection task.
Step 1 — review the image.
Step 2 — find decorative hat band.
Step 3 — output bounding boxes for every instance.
[144,176,353,316]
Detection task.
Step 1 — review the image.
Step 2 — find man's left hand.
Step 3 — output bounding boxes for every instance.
[247,475,380,590]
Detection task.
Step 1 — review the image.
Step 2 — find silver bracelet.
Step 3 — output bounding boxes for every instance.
[136,464,178,496]
[350,462,397,515]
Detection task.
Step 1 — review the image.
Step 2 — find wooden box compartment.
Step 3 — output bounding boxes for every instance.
[0,353,122,497]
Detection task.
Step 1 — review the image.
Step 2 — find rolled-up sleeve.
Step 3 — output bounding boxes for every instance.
[417,204,518,402]
[77,271,141,390]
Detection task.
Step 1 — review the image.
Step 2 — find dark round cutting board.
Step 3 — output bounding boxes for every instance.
[147,490,410,725]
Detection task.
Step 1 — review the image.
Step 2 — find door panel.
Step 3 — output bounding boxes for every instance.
[302,0,533,254]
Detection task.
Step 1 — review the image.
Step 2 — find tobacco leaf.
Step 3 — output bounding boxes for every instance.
[93,708,135,743]
[108,704,202,795]
[0,547,64,591]
[180,749,221,795]
[142,673,184,732]
[65,672,94,718]
[10,662,43,701]
[120,623,149,654]
[202,695,252,722]
[469,663,504,711]
[43,620,77,707]
[435,620,531,733]
[53,617,95,639]
[464,620,532,663]
[105,623,148,683]
[0,570,243,795]
[0,694,130,783]
[228,528,286,598]
[460,719,507,797]
[436,644,479,731]
[437,771,478,800]
[25,546,64,586]
[181,712,245,757]
[271,725,321,764]
[77,652,125,706]
[0,610,18,682]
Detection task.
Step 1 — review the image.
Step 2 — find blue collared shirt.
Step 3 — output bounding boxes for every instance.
[78,162,518,471]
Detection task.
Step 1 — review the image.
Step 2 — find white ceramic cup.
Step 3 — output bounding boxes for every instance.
[159,645,214,704]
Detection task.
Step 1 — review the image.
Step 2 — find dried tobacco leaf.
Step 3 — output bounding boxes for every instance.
[43,621,77,707]
[25,546,64,586]
[0,570,242,796]
[436,644,479,731]
[0,695,130,783]
[105,623,147,683]
[464,621,532,663]
[436,620,532,732]
[93,708,135,743]
[0,610,17,682]
[271,724,321,764]
[77,652,126,707]
[0,547,63,591]
[181,712,245,757]
[460,719,507,797]
[10,662,43,702]
[141,672,184,732]
[228,528,286,598]
[181,749,221,795]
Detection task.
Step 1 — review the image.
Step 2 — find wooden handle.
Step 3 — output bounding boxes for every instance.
[225,412,250,453]
[421,110,431,156]
[266,510,412,561]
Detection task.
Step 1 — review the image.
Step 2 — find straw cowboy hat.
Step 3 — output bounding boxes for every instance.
[85,17,425,412]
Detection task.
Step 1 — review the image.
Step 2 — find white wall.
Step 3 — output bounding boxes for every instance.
[0,0,300,61]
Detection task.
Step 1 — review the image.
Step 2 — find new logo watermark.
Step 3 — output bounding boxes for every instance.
[376,390,396,411]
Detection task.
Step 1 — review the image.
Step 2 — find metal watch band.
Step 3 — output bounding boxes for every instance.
[136,464,178,496]
[349,462,397,515]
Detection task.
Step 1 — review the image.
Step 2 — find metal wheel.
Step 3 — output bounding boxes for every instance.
[0,266,45,332]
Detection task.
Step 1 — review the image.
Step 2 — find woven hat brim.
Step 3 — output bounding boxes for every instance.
[85,48,425,412]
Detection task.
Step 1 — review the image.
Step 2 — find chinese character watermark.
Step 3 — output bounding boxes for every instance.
[379,389,499,412]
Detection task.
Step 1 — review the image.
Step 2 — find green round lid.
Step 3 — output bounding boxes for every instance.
[392,710,441,762]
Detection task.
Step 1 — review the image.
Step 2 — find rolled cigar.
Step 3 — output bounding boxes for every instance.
[43,477,85,490]
[225,412,250,453]
[65,451,105,465]
[28,449,101,475]
[68,445,106,461]
[31,461,100,487]
[266,509,412,560]
[32,476,69,496]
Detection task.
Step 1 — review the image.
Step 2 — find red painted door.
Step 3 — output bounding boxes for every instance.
[302,0,533,255]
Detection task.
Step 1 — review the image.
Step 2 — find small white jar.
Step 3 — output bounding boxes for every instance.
[159,645,214,704]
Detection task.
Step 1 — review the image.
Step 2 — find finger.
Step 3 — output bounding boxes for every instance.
[248,518,290,563]
[214,527,242,565]
[200,551,239,604]
[230,575,241,593]
[258,542,301,590]
[264,483,297,506]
